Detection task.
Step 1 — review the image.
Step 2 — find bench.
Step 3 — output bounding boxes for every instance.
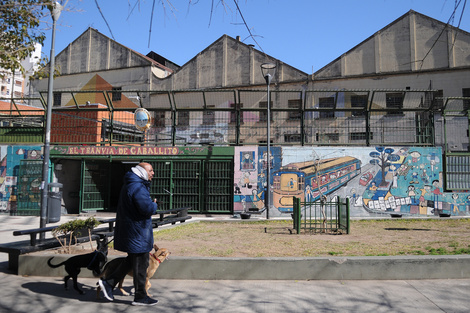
[94,207,192,229]
[0,208,191,273]
[0,219,116,273]
[152,207,192,227]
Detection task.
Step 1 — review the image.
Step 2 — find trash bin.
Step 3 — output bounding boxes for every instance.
[47,182,63,223]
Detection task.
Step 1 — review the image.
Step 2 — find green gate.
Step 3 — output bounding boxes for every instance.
[149,159,233,214]
[16,159,43,215]
[205,160,233,213]
[80,160,109,212]
[293,197,350,234]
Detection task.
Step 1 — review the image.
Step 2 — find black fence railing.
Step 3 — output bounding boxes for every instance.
[293,196,350,234]
[1,90,462,148]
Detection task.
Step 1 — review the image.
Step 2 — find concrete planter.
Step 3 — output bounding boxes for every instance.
[18,254,470,280]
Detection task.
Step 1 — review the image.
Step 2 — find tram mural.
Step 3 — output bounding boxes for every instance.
[233,146,470,217]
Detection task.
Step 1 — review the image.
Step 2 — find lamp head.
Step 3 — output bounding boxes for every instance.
[260,63,276,85]
[49,1,63,22]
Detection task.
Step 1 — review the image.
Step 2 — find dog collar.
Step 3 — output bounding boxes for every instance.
[150,252,162,263]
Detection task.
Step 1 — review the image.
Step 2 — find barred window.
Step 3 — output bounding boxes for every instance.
[445,154,470,190]
[351,95,367,116]
[53,92,61,107]
[203,106,215,125]
[288,99,302,120]
[259,101,273,122]
[319,97,335,118]
[112,87,122,101]
[386,92,404,114]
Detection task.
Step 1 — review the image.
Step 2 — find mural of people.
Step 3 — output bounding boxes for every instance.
[232,146,470,218]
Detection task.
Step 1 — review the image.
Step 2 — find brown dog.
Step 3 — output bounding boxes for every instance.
[96,244,170,298]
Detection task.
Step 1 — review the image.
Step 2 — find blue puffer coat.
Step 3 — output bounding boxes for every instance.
[114,171,158,254]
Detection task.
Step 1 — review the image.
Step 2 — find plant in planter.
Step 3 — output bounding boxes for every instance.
[51,217,100,254]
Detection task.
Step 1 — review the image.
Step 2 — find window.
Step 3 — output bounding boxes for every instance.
[154,111,166,128]
[230,103,243,124]
[318,97,335,118]
[445,155,470,190]
[284,134,301,142]
[386,92,404,114]
[259,101,273,122]
[203,106,215,125]
[177,111,189,128]
[351,95,368,117]
[433,90,444,110]
[15,80,22,87]
[463,88,470,111]
[53,92,61,107]
[288,99,302,120]
[316,132,339,142]
[349,132,373,141]
[112,87,122,102]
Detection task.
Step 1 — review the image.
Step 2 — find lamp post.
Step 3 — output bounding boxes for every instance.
[260,62,276,219]
[40,2,62,235]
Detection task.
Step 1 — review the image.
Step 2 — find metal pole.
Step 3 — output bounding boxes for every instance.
[266,81,271,219]
[260,62,275,219]
[40,2,62,236]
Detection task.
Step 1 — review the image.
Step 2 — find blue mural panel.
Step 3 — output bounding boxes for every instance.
[233,146,470,218]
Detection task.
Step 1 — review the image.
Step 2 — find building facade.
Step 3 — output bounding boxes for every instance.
[1,10,467,218]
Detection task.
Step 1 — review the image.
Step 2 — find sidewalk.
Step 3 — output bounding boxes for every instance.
[0,271,469,312]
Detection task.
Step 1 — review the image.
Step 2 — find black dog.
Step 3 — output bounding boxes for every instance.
[47,237,109,294]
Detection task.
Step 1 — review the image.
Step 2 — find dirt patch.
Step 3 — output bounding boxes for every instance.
[152,218,470,257]
[43,218,470,258]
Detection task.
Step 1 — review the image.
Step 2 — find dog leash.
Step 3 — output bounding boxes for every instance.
[87,250,106,270]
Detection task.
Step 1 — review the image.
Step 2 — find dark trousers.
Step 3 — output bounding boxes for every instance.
[105,252,149,300]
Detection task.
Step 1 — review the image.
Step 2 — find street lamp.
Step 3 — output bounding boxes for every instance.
[40,1,63,235]
[260,62,276,219]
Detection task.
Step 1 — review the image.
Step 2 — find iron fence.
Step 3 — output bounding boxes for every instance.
[293,196,350,234]
[0,89,452,147]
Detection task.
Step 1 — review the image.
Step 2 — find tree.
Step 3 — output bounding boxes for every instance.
[369,147,400,187]
[0,0,51,76]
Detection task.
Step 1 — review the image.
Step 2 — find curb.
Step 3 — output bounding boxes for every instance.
[19,254,470,280]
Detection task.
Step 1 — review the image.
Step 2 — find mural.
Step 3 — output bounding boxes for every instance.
[234,146,470,218]
[0,145,43,213]
[0,143,467,218]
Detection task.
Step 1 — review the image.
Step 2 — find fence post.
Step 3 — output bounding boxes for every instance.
[346,197,350,234]
[293,197,301,234]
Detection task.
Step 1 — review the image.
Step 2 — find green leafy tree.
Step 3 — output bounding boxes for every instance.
[0,0,50,76]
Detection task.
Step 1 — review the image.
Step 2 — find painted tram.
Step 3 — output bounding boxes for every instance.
[272,156,361,212]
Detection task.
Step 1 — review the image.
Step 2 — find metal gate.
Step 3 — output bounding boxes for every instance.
[149,159,233,213]
[205,160,233,213]
[293,197,350,234]
[80,160,109,212]
[16,159,42,215]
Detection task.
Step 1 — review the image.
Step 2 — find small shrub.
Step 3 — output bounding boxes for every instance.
[51,217,100,253]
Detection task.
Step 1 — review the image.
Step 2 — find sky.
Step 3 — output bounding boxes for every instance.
[42,0,469,74]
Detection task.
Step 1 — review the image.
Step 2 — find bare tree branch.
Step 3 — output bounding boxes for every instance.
[94,0,115,40]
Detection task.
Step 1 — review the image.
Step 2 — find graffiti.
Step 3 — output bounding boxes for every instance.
[234,146,470,218]
[0,146,43,213]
